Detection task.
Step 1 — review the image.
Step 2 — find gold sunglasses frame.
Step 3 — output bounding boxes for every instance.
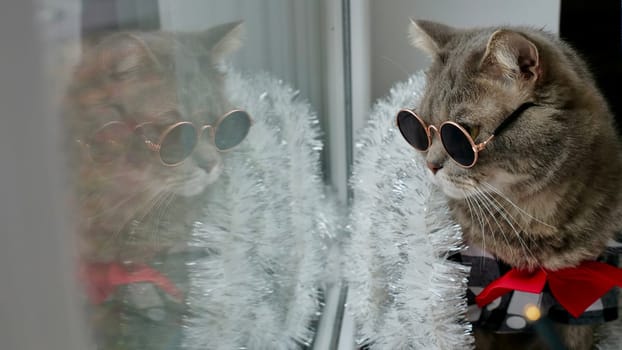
[83,109,252,167]
[396,102,537,169]
[396,109,494,168]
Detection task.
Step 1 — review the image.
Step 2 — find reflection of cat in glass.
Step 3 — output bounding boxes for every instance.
[68,21,248,264]
[65,21,249,347]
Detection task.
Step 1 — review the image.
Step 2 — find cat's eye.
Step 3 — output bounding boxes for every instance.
[464,124,480,140]
[87,121,133,163]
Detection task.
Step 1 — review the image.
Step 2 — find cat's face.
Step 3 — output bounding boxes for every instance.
[66,22,244,261]
[408,21,574,201]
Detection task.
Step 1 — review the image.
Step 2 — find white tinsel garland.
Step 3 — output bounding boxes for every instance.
[344,72,474,350]
[182,70,338,350]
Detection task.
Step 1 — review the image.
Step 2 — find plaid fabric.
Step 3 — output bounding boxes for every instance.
[452,235,622,333]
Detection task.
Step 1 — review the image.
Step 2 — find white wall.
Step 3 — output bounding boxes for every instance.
[368,0,561,101]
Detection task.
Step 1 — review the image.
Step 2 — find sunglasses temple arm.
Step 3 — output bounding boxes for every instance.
[474,134,495,152]
[492,102,537,136]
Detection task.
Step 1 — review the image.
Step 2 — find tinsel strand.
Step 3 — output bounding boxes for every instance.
[344,72,474,350]
[182,70,337,350]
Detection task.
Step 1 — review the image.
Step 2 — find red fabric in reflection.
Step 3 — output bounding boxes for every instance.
[82,262,183,304]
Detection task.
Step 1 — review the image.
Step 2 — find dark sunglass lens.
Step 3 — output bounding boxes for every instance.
[90,122,132,163]
[160,123,197,165]
[214,110,251,150]
[440,124,476,166]
[396,110,429,151]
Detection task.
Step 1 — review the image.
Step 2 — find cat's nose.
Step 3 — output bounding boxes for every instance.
[427,161,443,175]
[192,151,218,173]
[194,156,214,172]
[196,160,211,172]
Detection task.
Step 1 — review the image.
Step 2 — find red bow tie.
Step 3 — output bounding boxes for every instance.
[81,262,183,304]
[475,261,622,318]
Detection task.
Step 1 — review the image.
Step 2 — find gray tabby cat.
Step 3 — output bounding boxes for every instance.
[408,20,622,349]
[65,22,246,349]
[67,21,244,264]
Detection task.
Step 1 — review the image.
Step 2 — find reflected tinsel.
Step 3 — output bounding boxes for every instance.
[344,72,474,349]
[181,70,338,350]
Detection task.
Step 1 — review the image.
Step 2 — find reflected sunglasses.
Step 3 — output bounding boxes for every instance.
[396,102,536,168]
[84,109,252,166]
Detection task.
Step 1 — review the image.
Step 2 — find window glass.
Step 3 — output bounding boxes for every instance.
[41,1,346,348]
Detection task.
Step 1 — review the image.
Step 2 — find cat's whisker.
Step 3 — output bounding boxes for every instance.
[90,171,140,184]
[478,188,539,247]
[481,181,556,229]
[470,191,488,234]
[476,190,521,236]
[472,189,511,248]
[132,189,172,227]
[129,190,175,258]
[463,192,488,270]
[468,190,497,247]
[380,55,410,77]
[476,188,538,263]
[149,191,177,250]
[86,186,154,220]
[463,191,483,246]
[110,187,168,239]
[461,192,476,233]
[105,190,164,247]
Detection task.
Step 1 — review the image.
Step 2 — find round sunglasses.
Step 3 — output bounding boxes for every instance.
[85,109,252,166]
[396,102,536,168]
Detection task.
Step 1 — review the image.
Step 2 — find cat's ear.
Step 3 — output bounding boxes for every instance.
[203,21,245,61]
[408,19,457,56]
[480,30,540,82]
